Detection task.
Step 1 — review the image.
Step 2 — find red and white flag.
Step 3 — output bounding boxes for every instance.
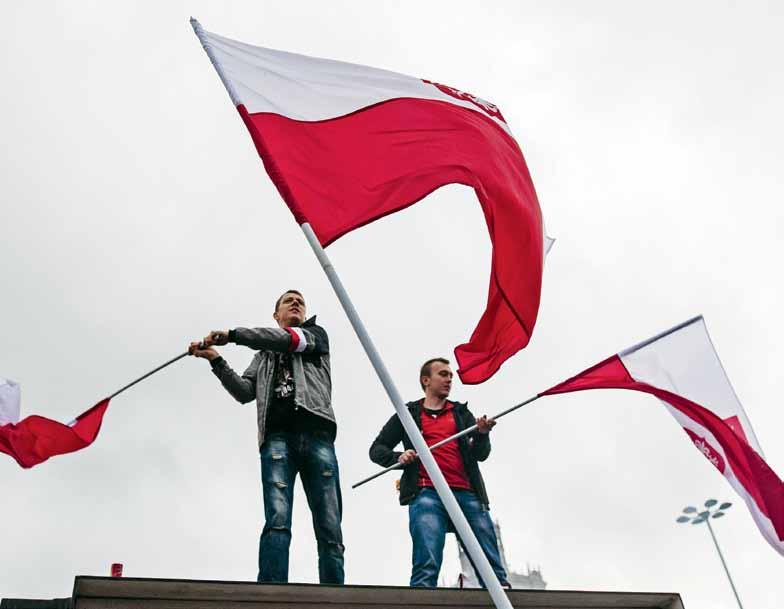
[543,316,784,556]
[191,20,551,384]
[0,386,110,469]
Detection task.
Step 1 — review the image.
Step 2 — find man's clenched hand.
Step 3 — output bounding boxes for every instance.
[189,341,220,361]
[202,330,229,347]
[398,449,418,465]
[476,415,496,434]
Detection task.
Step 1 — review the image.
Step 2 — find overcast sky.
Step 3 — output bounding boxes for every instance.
[1,2,782,607]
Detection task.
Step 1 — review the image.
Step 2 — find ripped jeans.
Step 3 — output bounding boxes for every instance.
[259,431,344,584]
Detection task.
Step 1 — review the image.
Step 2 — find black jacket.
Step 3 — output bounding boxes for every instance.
[369,400,492,507]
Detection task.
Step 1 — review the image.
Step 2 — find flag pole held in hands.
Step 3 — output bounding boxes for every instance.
[106,339,210,400]
[352,393,541,489]
[107,351,191,400]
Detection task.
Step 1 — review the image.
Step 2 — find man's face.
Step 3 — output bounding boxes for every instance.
[423,362,453,399]
[274,292,306,328]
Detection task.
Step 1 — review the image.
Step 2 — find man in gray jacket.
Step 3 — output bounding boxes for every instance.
[189,290,344,584]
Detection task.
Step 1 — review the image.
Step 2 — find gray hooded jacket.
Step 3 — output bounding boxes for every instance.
[210,316,334,447]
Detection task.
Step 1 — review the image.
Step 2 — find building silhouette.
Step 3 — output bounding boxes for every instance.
[453,520,546,589]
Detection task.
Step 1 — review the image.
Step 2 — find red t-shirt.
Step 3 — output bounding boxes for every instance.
[418,400,472,490]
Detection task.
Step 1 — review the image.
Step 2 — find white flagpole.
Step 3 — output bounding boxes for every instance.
[301,223,512,609]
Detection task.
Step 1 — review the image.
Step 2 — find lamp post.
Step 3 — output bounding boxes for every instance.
[676,499,744,609]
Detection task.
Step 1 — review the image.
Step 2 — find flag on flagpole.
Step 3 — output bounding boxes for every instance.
[0,396,110,469]
[191,19,551,384]
[542,316,784,556]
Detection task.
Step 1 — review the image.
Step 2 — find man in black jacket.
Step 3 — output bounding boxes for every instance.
[369,357,508,588]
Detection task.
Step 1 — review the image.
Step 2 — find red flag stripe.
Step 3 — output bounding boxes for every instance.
[0,398,110,469]
[192,24,548,384]
[238,98,544,384]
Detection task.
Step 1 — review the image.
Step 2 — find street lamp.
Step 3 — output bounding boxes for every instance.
[676,499,744,609]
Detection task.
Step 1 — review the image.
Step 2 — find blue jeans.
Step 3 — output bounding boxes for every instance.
[258,431,344,584]
[408,487,508,588]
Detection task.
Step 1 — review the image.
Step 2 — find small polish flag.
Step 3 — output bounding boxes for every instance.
[0,389,110,469]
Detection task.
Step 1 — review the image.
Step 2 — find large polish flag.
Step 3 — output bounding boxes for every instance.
[191,19,550,384]
[0,379,110,469]
[542,316,784,556]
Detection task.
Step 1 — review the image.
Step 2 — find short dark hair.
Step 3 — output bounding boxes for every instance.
[420,357,450,390]
[274,289,304,313]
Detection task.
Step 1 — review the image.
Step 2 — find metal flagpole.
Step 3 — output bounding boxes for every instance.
[301,223,513,609]
[107,352,191,400]
[64,350,192,426]
[705,518,745,609]
[353,393,541,489]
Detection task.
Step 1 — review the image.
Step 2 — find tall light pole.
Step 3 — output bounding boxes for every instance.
[676,499,744,609]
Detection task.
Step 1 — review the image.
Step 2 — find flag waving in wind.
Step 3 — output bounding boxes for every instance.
[543,316,784,556]
[1,350,190,469]
[191,20,550,384]
[0,380,110,469]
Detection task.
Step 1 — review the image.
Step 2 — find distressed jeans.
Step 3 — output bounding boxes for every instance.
[408,487,508,588]
[258,431,344,584]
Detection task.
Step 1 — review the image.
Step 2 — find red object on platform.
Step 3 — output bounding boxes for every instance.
[111,563,123,577]
[193,23,548,384]
[0,398,110,468]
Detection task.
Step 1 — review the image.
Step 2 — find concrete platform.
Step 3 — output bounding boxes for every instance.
[70,576,685,609]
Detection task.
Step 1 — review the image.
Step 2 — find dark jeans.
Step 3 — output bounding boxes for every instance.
[408,487,508,588]
[258,431,344,584]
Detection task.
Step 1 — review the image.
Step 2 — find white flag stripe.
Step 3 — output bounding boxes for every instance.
[0,378,21,425]
[620,316,763,456]
[193,23,510,132]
